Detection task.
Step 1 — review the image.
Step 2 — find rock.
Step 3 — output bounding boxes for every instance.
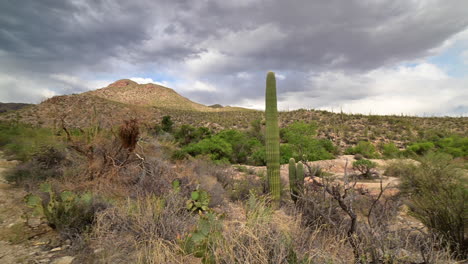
[27,217,42,228]
[50,247,62,252]
[51,256,75,264]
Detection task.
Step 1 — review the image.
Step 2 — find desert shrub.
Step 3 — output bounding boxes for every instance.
[354,153,364,160]
[25,183,106,237]
[93,192,196,263]
[0,121,61,161]
[383,159,418,177]
[281,121,335,162]
[405,141,435,156]
[5,146,67,184]
[434,135,468,158]
[217,129,261,164]
[207,193,308,263]
[184,136,232,163]
[399,152,467,257]
[379,142,401,159]
[345,141,379,159]
[229,175,265,201]
[251,146,266,166]
[161,115,174,132]
[174,124,211,146]
[352,159,377,178]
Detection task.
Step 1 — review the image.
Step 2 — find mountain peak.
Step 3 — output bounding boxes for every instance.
[108,79,138,88]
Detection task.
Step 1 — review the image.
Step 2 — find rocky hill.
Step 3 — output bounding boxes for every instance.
[0,79,466,149]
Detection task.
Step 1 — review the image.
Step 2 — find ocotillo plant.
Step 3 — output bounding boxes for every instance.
[289,158,298,202]
[265,72,281,205]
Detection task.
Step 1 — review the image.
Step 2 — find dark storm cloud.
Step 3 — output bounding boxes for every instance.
[0,0,467,114]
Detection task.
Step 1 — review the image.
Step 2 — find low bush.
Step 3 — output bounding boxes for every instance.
[352,159,377,178]
[399,152,467,258]
[25,183,106,237]
[383,159,418,177]
[379,142,401,159]
[0,121,62,161]
[5,146,68,184]
[345,141,380,159]
[92,192,197,263]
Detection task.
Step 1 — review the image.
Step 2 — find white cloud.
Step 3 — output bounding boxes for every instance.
[191,81,217,92]
[462,50,468,65]
[238,63,468,116]
[0,73,56,103]
[50,74,111,90]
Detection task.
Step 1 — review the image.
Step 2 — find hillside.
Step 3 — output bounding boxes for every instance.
[86,79,248,112]
[0,79,466,150]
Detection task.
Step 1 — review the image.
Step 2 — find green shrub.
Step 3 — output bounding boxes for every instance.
[405,142,435,156]
[399,153,467,257]
[161,115,174,133]
[184,137,232,162]
[25,183,106,236]
[281,121,335,162]
[379,142,400,159]
[352,159,377,178]
[345,141,379,159]
[174,125,211,146]
[383,160,417,177]
[0,122,62,161]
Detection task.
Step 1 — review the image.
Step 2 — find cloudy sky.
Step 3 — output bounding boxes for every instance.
[1,0,467,116]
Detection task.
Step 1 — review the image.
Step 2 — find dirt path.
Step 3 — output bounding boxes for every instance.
[0,152,74,264]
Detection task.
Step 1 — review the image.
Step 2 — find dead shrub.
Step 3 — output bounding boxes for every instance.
[118,119,139,152]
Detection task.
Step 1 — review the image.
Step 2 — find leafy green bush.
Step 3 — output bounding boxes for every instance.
[184,136,232,163]
[352,159,377,178]
[399,153,467,257]
[379,142,401,159]
[25,183,106,236]
[281,121,335,162]
[405,142,435,156]
[174,124,211,146]
[345,141,379,159]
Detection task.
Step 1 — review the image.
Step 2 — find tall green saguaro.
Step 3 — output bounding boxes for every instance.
[265,72,281,205]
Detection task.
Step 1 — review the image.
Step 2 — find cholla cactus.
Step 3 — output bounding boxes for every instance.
[265,72,281,206]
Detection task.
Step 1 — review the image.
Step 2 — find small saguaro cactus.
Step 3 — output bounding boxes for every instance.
[296,161,304,191]
[289,158,298,202]
[265,71,281,206]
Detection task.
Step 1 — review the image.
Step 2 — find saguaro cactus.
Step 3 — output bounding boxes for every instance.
[289,158,298,202]
[296,161,304,192]
[265,72,281,205]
